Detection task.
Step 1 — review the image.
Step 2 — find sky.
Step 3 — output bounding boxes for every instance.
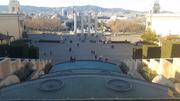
[0,0,180,12]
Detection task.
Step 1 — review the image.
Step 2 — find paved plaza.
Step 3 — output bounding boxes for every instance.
[29,34,134,65]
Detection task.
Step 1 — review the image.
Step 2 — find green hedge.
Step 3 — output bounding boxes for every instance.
[143,45,161,59]
[39,39,62,43]
[137,63,157,82]
[28,46,39,59]
[111,40,131,44]
[0,40,39,59]
[133,47,142,59]
[161,40,180,58]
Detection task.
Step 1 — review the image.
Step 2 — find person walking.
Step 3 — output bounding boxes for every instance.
[69,48,72,52]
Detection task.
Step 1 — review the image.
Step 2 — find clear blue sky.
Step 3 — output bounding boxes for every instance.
[1,0,180,12]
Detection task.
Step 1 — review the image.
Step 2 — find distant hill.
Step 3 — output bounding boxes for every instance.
[0,5,140,14]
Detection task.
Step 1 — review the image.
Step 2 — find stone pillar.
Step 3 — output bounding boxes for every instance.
[22,59,29,68]
[81,14,84,34]
[95,13,98,34]
[149,59,160,73]
[0,58,12,78]
[11,59,22,73]
[30,59,37,70]
[159,59,173,79]
[173,58,180,82]
[74,12,77,34]
[88,13,91,35]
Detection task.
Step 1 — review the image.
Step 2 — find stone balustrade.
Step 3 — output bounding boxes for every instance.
[0,57,51,79]
[142,58,180,81]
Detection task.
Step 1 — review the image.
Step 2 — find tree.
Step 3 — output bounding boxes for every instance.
[107,19,145,33]
[141,28,158,42]
[25,18,63,31]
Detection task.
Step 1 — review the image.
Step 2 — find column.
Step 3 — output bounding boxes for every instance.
[81,14,84,34]
[74,12,77,34]
[88,13,91,35]
[95,13,98,34]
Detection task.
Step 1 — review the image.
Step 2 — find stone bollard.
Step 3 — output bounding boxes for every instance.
[11,59,22,73]
[159,59,173,79]
[21,59,29,68]
[173,58,180,82]
[30,59,37,70]
[149,59,160,73]
[0,58,12,78]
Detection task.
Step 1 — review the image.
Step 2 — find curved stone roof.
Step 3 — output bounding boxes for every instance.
[0,60,173,100]
[50,60,122,73]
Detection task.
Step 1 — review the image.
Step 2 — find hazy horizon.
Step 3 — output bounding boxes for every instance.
[0,0,180,12]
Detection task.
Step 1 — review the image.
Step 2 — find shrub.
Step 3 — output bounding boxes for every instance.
[111,40,131,44]
[137,63,157,82]
[43,63,53,74]
[39,39,61,43]
[14,63,34,82]
[29,46,39,59]
[119,62,129,74]
[141,28,158,42]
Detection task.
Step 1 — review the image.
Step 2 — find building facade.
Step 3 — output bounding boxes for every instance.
[0,13,24,39]
[146,14,180,36]
[0,0,24,39]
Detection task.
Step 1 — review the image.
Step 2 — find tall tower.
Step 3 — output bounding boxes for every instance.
[153,0,160,14]
[74,12,77,34]
[9,0,21,13]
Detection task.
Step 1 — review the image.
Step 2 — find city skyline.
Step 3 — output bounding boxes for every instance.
[0,0,180,12]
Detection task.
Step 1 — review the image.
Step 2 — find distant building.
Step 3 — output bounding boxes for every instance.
[0,0,24,39]
[146,14,180,36]
[61,8,68,17]
[9,0,21,13]
[146,1,180,36]
[153,0,160,14]
[109,15,128,21]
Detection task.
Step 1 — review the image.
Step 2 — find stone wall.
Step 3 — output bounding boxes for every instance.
[142,58,180,81]
[0,57,51,79]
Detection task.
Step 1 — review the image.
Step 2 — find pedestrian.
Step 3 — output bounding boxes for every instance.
[77,43,79,47]
[105,58,108,62]
[70,56,73,62]
[111,45,114,49]
[50,51,52,56]
[69,48,72,52]
[95,55,97,60]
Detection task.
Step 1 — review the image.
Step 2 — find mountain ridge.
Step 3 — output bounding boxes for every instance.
[0,5,140,14]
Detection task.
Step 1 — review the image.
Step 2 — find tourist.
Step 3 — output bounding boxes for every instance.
[77,43,79,47]
[70,56,73,62]
[111,45,114,49]
[95,55,97,60]
[70,40,73,43]
[69,48,72,52]
[50,51,52,56]
[105,58,108,62]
